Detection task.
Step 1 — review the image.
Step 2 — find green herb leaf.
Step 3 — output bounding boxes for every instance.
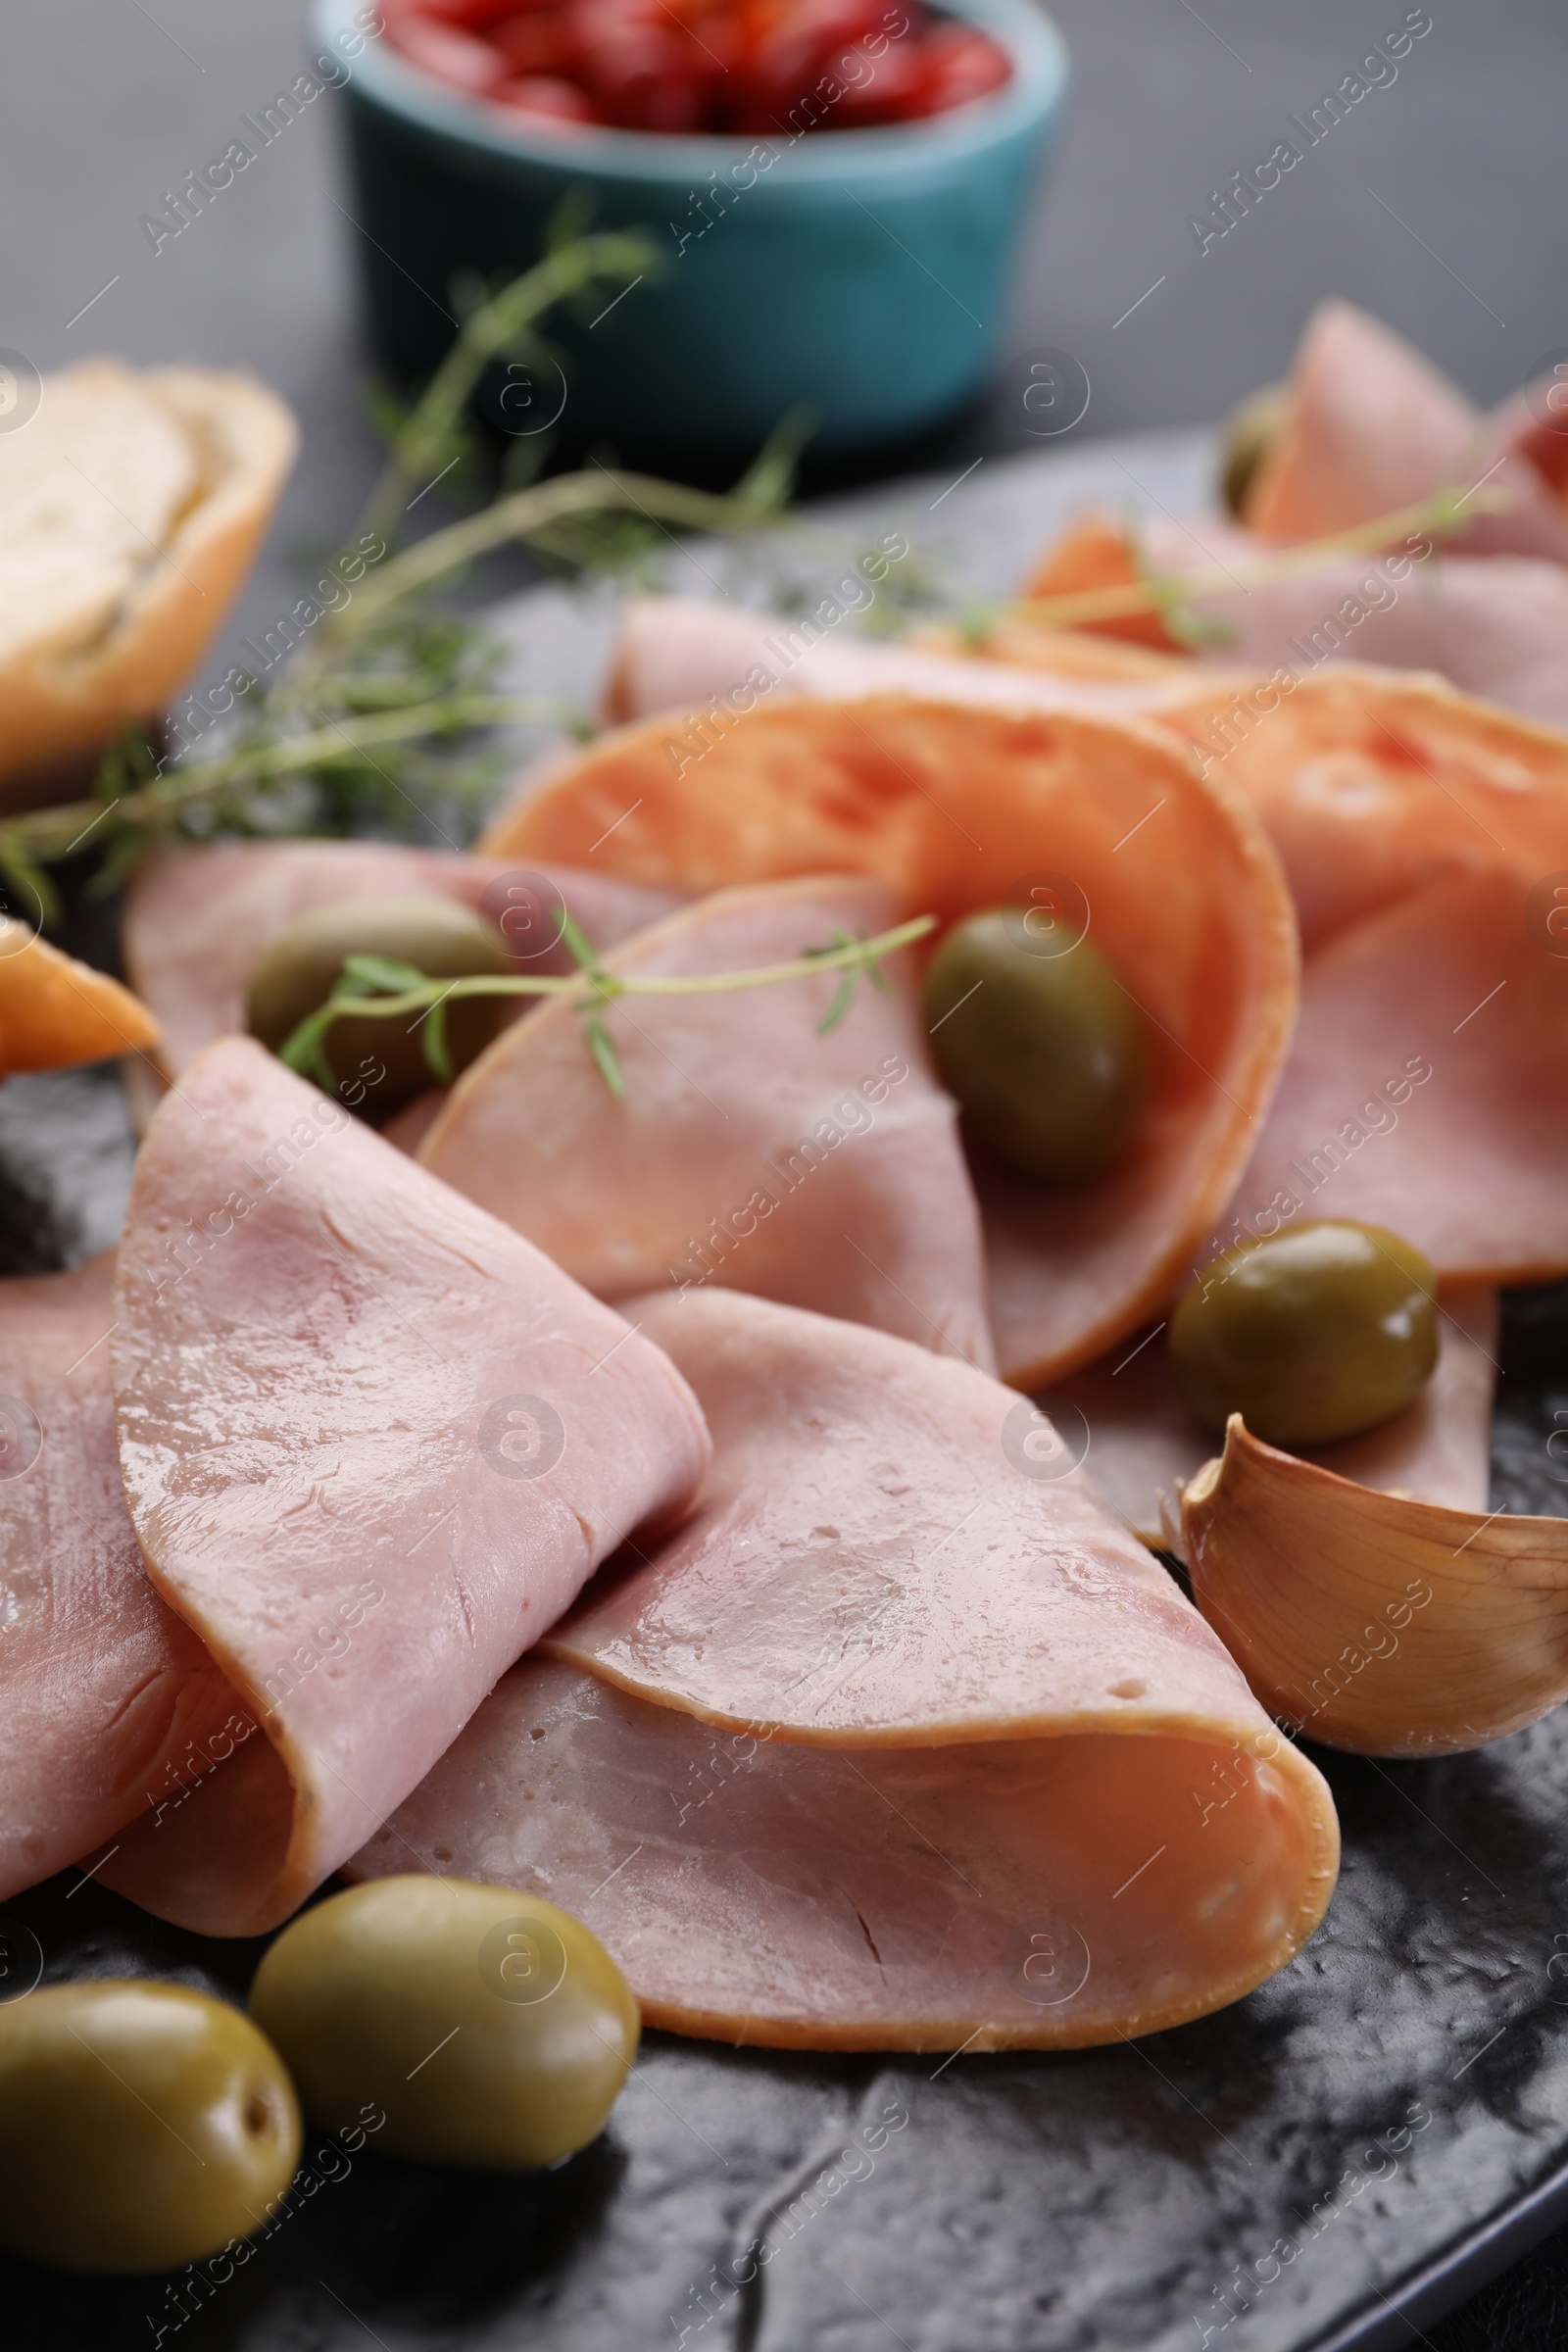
[420,993,455,1083]
[582,1012,626,1098]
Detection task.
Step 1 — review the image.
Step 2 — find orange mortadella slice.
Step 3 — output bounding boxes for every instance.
[483,696,1298,1387]
[96,1037,710,1936]
[419,876,995,1370]
[1017,514,1191,652]
[1219,868,1568,1283]
[1040,1286,1496,1553]
[0,915,159,1077]
[0,1255,245,1902]
[350,1289,1340,2051]
[1242,300,1568,564]
[1158,665,1568,952]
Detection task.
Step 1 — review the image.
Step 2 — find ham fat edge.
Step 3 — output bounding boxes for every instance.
[349,1289,1340,2052]
[484,695,1299,1389]
[79,1036,710,1937]
[0,1255,242,1901]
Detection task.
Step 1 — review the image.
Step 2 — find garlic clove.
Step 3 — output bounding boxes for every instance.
[1182,1416,1568,1757]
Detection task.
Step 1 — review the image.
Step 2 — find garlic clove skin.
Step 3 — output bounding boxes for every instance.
[1182,1416,1568,1757]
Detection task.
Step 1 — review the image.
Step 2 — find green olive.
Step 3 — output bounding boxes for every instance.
[1169,1220,1439,1446]
[1219,383,1289,519]
[249,1877,638,2170]
[0,1980,300,2274]
[923,909,1150,1183]
[246,896,514,1120]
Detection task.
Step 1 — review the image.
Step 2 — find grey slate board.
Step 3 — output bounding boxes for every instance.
[5,428,1568,2352]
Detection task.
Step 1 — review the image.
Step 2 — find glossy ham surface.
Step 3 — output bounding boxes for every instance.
[1244,301,1568,564]
[122,838,680,1082]
[483,695,1298,1388]
[96,1037,710,1936]
[1039,1285,1497,1553]
[1221,869,1568,1282]
[0,1254,243,1900]
[419,876,995,1370]
[351,1289,1340,2049]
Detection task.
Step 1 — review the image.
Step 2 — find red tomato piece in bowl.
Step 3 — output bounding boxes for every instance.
[569,0,729,129]
[385,7,511,90]
[494,70,606,118]
[904,19,1010,113]
[489,5,581,76]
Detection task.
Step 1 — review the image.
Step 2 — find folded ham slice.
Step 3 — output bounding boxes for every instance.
[350,1289,1339,2049]
[483,696,1298,1387]
[1220,868,1568,1282]
[1243,300,1568,564]
[122,839,680,1084]
[1039,1285,1496,1552]
[598,595,1225,734]
[1160,665,1568,951]
[999,500,1568,731]
[419,876,995,1369]
[0,1255,243,1901]
[94,1036,710,1936]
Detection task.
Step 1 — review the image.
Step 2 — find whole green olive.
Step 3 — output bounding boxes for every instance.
[0,1980,301,2274]
[1169,1220,1439,1446]
[246,896,514,1120]
[1219,383,1289,519]
[923,909,1150,1183]
[249,1877,639,2170]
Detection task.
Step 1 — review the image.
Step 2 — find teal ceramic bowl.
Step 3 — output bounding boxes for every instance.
[313,0,1068,463]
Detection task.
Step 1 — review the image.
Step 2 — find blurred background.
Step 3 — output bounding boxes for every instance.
[7,5,1568,2344]
[11,0,1567,669]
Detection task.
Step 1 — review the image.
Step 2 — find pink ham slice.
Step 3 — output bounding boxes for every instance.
[1244,300,1568,564]
[1038,1285,1497,1553]
[122,839,680,1083]
[0,1255,245,1900]
[1219,868,1568,1281]
[418,876,994,1369]
[598,595,1226,736]
[349,1288,1340,2051]
[94,1036,710,1936]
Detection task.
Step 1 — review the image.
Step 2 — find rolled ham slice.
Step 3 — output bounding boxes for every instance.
[482,696,1298,1387]
[1243,300,1568,564]
[1160,665,1568,951]
[350,1288,1339,2050]
[1219,868,1568,1282]
[94,1036,710,1936]
[0,1255,243,1900]
[1039,1285,1497,1553]
[122,839,680,1084]
[418,876,994,1369]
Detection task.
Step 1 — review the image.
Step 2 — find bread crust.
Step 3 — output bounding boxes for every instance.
[0,365,297,806]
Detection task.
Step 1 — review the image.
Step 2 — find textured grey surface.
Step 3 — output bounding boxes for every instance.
[4,9,1568,2335]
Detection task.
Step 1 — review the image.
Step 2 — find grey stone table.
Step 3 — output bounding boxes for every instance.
[4,7,1568,2346]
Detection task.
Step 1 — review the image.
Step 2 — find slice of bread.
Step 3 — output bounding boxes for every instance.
[0,361,297,807]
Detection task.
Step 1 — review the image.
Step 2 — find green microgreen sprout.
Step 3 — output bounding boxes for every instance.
[278,914,939,1100]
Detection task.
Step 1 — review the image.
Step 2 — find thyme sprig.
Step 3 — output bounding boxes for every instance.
[0,227,799,925]
[280,914,938,1101]
[995,483,1512,641]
